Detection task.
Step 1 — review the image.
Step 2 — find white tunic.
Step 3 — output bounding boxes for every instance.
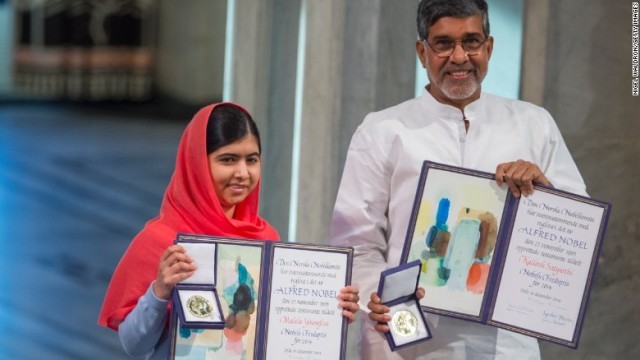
[330,89,586,359]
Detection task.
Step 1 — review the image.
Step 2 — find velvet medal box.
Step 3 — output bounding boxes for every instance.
[171,239,225,329]
[377,259,432,351]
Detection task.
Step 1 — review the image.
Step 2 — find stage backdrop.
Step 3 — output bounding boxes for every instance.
[13,0,155,101]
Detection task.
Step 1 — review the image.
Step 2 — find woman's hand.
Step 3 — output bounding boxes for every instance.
[367,287,425,333]
[152,245,198,300]
[338,285,360,324]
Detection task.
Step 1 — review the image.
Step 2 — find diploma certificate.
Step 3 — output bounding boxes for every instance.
[401,161,611,348]
[168,235,353,360]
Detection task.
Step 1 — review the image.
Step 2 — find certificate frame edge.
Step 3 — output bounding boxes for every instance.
[260,242,354,360]
[399,160,430,265]
[485,186,612,348]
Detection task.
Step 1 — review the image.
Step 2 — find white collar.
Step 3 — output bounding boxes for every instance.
[418,87,486,124]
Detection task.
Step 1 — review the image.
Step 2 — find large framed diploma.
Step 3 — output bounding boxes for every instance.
[168,234,353,360]
[401,161,611,348]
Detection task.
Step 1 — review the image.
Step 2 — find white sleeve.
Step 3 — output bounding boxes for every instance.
[538,111,588,196]
[118,282,169,359]
[330,125,391,311]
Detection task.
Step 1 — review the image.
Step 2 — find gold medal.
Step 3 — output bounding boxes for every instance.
[392,310,418,336]
[186,295,213,318]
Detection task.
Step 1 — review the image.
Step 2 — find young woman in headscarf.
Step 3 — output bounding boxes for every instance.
[98,103,360,359]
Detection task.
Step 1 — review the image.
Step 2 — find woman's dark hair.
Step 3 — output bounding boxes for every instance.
[417,0,490,41]
[206,103,261,154]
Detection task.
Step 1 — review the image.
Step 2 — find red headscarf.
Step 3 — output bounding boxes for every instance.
[98,103,279,330]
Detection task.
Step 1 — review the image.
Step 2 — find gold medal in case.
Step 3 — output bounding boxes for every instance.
[392,309,418,337]
[186,295,213,318]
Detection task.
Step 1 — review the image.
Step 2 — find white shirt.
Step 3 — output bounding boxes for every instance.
[330,89,586,359]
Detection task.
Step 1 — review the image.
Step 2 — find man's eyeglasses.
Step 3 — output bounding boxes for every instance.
[423,36,488,58]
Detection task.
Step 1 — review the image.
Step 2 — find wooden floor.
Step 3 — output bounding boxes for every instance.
[0,103,186,359]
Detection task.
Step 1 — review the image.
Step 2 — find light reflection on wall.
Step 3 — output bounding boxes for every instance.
[0,3,13,94]
[288,0,308,243]
[415,0,524,100]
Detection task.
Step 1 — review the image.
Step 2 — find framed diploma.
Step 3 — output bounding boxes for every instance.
[401,161,611,348]
[168,234,353,360]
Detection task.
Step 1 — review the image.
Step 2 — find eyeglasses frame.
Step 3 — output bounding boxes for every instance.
[422,36,489,58]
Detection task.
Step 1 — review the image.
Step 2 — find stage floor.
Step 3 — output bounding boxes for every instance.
[0,103,185,359]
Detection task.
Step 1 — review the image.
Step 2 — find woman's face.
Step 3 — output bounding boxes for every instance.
[208,134,261,218]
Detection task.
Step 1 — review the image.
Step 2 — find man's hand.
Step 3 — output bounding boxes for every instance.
[368,292,391,332]
[367,287,425,333]
[496,160,551,197]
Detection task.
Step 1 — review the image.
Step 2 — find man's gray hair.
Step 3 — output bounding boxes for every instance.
[417,0,490,40]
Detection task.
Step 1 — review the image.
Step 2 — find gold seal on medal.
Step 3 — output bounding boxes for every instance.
[392,309,418,336]
[187,295,213,318]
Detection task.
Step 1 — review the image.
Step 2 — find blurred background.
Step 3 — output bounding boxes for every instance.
[0,0,638,359]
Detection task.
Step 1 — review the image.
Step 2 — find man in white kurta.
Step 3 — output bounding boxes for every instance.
[330,1,587,359]
[331,89,586,359]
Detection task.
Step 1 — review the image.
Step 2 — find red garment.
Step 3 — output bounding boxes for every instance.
[98,103,279,330]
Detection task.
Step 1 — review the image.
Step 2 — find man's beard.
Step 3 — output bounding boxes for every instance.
[429,66,484,100]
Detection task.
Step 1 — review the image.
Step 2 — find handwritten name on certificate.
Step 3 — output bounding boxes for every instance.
[490,190,604,341]
[265,248,347,359]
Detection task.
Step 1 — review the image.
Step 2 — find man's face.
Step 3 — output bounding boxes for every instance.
[416,14,493,108]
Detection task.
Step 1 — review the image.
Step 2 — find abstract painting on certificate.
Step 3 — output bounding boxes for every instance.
[403,164,508,318]
[172,241,264,360]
